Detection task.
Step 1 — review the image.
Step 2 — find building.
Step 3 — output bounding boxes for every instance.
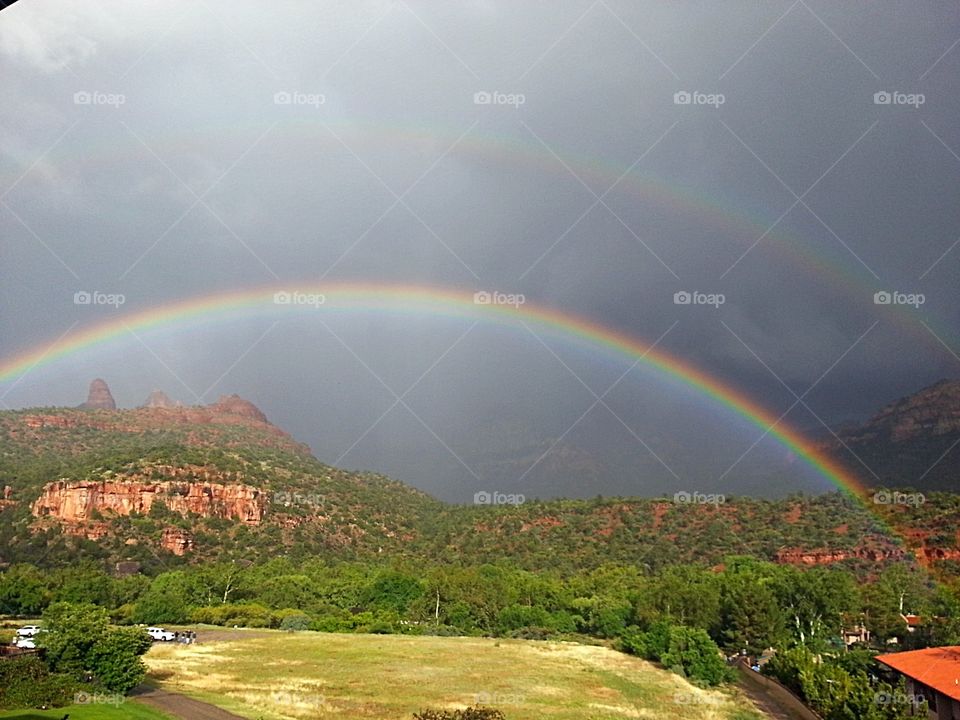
[876,646,960,719]
[903,614,924,633]
[842,621,871,647]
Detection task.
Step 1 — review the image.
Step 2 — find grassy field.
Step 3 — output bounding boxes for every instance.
[0,704,172,719]
[145,630,766,720]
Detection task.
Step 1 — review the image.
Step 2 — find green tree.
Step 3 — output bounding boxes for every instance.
[640,565,721,632]
[133,571,194,624]
[40,602,110,676]
[722,577,787,653]
[661,625,733,686]
[0,564,49,616]
[87,627,151,693]
[774,567,858,649]
[40,602,151,694]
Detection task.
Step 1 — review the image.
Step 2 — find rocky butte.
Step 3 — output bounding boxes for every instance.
[23,380,286,554]
[79,378,116,410]
[141,389,177,409]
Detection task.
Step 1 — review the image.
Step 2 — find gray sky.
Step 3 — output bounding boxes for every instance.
[1,1,959,502]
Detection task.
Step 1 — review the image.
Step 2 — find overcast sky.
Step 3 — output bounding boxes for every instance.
[1,1,959,502]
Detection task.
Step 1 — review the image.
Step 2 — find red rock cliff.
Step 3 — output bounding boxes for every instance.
[32,479,267,525]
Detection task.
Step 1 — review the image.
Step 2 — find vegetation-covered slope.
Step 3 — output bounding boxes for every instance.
[1,400,959,576]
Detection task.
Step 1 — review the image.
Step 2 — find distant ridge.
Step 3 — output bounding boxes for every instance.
[819,378,960,491]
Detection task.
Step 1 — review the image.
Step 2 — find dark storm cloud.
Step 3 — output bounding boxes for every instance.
[1,1,958,500]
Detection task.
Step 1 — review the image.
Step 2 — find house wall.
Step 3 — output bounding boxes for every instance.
[905,678,958,720]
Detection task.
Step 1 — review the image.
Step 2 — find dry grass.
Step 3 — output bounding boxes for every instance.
[145,630,766,720]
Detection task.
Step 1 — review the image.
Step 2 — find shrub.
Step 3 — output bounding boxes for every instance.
[0,656,79,710]
[189,603,276,628]
[87,627,151,693]
[39,602,152,694]
[413,708,506,720]
[660,626,733,686]
[279,612,311,632]
[620,621,732,686]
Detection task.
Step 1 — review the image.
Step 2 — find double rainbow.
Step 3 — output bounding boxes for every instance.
[0,282,870,501]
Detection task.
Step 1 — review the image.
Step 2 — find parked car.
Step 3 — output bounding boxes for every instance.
[13,637,36,649]
[15,625,41,637]
[147,627,176,642]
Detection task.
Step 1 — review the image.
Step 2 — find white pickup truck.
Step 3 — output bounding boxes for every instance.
[146,627,176,642]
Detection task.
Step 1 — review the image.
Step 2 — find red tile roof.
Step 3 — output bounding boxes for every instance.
[876,646,960,702]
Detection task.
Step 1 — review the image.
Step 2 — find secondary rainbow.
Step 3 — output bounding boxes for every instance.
[5,117,952,349]
[0,282,871,501]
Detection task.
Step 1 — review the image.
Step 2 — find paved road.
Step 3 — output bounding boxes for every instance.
[132,686,247,720]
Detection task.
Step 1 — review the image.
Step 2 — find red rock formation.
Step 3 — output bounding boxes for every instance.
[80,378,116,410]
[142,389,175,408]
[775,545,907,565]
[209,394,268,423]
[31,479,267,525]
[161,527,195,555]
[11,406,307,456]
[519,516,564,532]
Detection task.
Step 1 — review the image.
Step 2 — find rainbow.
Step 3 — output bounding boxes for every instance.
[0,282,871,501]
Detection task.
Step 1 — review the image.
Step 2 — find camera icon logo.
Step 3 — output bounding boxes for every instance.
[874,91,892,105]
[473,91,492,105]
[73,91,92,105]
[273,91,292,105]
[873,291,892,305]
[74,291,92,305]
[673,91,692,105]
[473,491,492,504]
[673,291,692,305]
[473,291,492,305]
[273,291,292,305]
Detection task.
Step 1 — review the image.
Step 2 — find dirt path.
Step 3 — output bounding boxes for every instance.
[736,665,821,720]
[132,686,248,720]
